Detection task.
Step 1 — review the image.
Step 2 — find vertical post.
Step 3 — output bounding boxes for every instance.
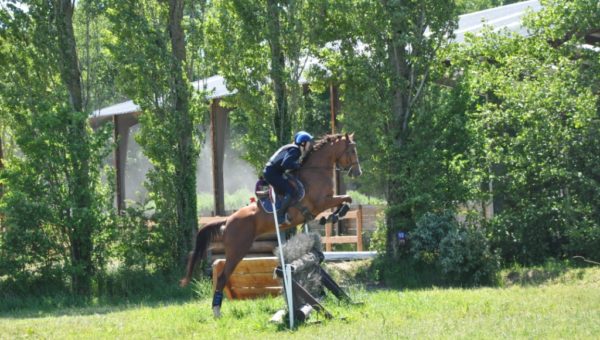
[329,82,338,195]
[211,99,225,216]
[329,82,336,135]
[270,187,294,329]
[113,115,124,213]
[357,205,363,251]
[325,222,332,252]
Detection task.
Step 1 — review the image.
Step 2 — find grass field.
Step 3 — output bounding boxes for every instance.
[1,266,599,339]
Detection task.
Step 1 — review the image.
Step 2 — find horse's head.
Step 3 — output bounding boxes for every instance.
[337,133,362,178]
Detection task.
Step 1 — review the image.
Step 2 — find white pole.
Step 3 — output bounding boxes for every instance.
[270,187,294,329]
[285,264,294,327]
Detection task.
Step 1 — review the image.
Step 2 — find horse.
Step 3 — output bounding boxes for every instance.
[180,132,362,317]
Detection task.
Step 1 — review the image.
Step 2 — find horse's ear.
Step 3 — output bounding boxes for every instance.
[350,132,355,140]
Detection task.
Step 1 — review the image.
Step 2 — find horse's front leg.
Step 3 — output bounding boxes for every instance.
[318,195,353,211]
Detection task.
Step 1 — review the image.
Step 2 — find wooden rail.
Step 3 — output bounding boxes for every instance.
[316,205,364,251]
[212,257,281,300]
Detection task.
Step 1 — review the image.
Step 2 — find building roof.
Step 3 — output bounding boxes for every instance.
[454,0,541,42]
[93,0,541,119]
[91,75,231,120]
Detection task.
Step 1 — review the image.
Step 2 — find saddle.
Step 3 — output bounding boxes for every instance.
[256,175,305,214]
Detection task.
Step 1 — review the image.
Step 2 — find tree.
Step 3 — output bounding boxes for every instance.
[450,0,600,263]
[205,0,324,170]
[0,1,112,294]
[105,0,205,267]
[316,1,458,254]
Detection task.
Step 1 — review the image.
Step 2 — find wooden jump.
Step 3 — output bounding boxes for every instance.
[203,205,367,300]
[212,257,281,300]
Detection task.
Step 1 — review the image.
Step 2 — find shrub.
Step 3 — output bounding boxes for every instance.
[439,226,500,285]
[110,202,173,272]
[410,211,499,285]
[410,211,456,264]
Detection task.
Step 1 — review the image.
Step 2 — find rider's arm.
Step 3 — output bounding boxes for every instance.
[281,147,302,170]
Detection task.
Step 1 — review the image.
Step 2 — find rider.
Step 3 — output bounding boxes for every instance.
[263,131,313,224]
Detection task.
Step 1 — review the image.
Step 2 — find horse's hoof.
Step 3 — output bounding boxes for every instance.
[338,204,350,217]
[213,306,222,318]
[331,214,339,223]
[319,216,327,225]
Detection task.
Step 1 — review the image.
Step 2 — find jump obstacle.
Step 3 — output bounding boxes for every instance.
[201,204,370,302]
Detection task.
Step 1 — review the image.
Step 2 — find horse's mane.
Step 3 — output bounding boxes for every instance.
[298,133,351,166]
[311,133,349,152]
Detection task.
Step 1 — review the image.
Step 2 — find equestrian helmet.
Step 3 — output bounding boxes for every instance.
[294,131,313,145]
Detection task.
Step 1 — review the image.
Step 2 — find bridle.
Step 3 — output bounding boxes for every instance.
[335,142,359,175]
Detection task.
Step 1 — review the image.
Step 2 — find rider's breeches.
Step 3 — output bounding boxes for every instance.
[263,166,294,197]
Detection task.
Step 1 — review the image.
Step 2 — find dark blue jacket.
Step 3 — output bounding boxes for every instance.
[265,144,301,172]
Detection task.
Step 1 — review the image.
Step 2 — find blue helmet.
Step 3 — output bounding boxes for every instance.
[294,131,313,145]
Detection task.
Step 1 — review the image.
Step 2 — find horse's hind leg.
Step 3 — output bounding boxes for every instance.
[212,226,255,318]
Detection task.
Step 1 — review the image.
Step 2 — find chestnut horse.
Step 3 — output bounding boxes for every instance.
[180,133,362,317]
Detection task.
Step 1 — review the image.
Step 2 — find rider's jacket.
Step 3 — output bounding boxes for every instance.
[265,144,301,172]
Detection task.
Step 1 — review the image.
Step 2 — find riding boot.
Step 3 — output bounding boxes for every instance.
[277,193,292,224]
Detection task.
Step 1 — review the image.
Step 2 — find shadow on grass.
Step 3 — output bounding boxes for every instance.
[0,270,206,319]
[500,259,578,287]
[324,256,588,292]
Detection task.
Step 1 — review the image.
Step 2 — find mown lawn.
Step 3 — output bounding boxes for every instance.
[1,267,599,339]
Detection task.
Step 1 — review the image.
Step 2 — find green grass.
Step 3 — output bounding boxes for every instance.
[1,266,599,339]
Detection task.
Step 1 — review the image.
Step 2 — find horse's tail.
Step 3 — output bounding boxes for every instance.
[179,218,226,287]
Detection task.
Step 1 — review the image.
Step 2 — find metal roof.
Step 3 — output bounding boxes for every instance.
[93,0,541,119]
[91,75,231,119]
[454,0,541,42]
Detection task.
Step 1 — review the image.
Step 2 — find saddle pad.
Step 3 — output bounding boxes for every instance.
[259,177,305,214]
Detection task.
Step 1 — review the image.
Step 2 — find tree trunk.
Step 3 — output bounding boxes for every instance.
[266,0,289,144]
[168,0,198,264]
[53,0,94,294]
[385,33,414,256]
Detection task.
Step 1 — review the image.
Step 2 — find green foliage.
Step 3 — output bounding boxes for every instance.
[310,1,460,255]
[109,203,172,272]
[439,225,499,285]
[410,211,499,285]
[0,2,115,294]
[206,0,333,170]
[447,0,600,263]
[105,0,206,265]
[410,211,457,264]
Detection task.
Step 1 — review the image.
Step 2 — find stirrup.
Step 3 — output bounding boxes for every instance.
[277,212,290,225]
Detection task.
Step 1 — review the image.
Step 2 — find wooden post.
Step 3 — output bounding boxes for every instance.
[329,82,336,136]
[113,114,138,213]
[113,115,125,213]
[357,205,363,251]
[325,222,332,252]
[329,82,337,196]
[210,99,226,216]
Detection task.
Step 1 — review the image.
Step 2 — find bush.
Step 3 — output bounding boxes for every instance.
[410,211,499,285]
[410,211,456,264]
[110,202,174,272]
[439,226,500,285]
